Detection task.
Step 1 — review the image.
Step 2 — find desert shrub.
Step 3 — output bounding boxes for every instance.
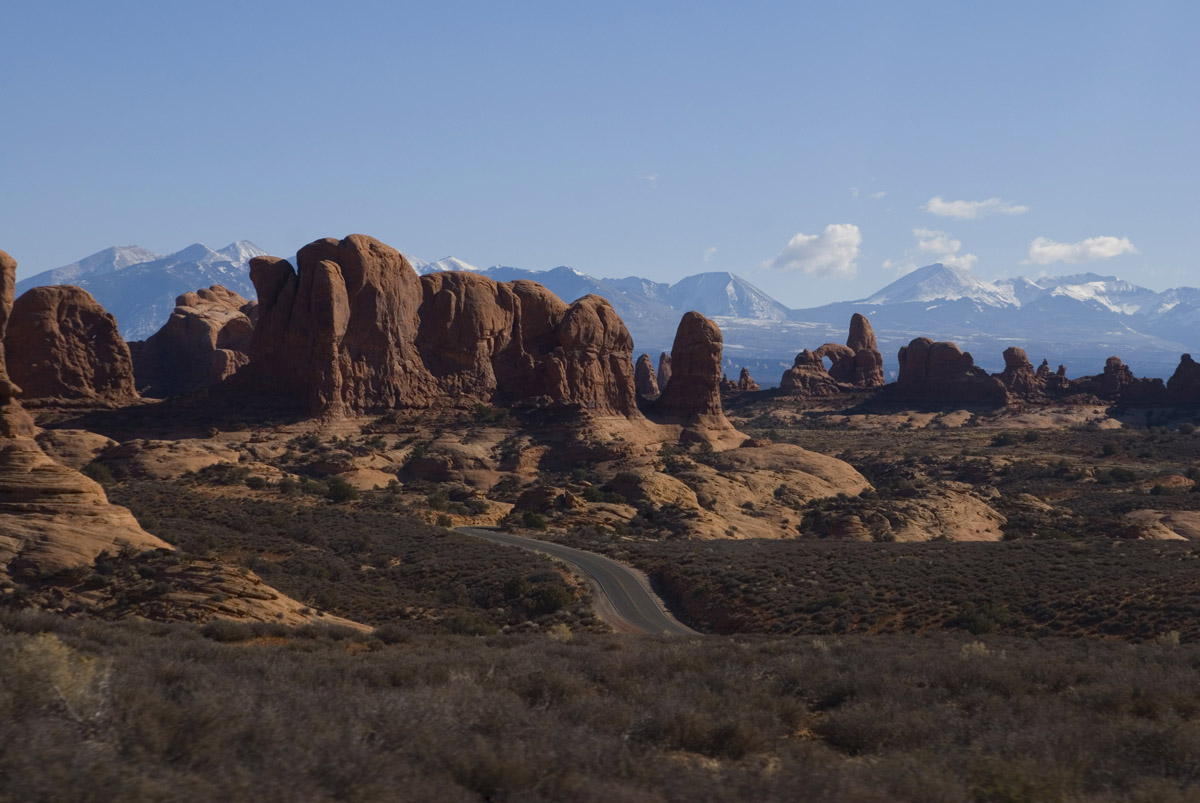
[81,461,114,485]
[990,432,1018,447]
[245,476,267,491]
[325,477,359,503]
[436,514,453,528]
[522,512,548,531]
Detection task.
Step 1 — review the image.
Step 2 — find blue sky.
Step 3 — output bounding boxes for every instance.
[3,1,1197,306]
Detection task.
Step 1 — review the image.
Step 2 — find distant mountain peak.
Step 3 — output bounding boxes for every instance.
[864,263,1016,307]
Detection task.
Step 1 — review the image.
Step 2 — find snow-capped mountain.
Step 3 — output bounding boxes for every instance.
[411,256,483,275]
[17,241,266,340]
[865,263,1018,307]
[666,272,791,320]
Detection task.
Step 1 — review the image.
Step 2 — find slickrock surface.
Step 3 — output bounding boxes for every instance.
[131,285,256,397]
[6,285,138,405]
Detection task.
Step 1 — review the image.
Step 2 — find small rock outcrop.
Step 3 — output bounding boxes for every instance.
[1073,356,1166,404]
[657,352,672,390]
[895,337,1007,405]
[781,314,885,395]
[737,367,759,392]
[635,354,660,397]
[130,285,257,397]
[997,347,1045,399]
[1167,354,1200,403]
[5,285,138,405]
[0,251,33,438]
[780,350,842,397]
[653,312,741,444]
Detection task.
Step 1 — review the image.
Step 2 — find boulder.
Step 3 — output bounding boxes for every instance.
[5,285,138,405]
[635,354,660,397]
[131,285,257,397]
[895,337,1007,405]
[780,350,842,397]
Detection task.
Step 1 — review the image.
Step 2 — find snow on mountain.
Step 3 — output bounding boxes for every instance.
[16,241,267,340]
[864,263,1017,307]
[414,256,484,275]
[15,245,162,296]
[1032,274,1163,316]
[665,272,791,320]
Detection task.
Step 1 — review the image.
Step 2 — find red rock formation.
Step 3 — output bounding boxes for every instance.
[895,337,1007,404]
[635,354,659,397]
[1072,356,1166,404]
[5,285,138,405]
[0,251,32,437]
[653,312,741,442]
[780,350,841,397]
[845,313,885,387]
[243,236,639,417]
[416,271,638,415]
[246,235,438,414]
[1167,354,1200,403]
[657,352,672,390]
[997,347,1045,399]
[814,342,856,383]
[737,367,760,392]
[131,285,257,397]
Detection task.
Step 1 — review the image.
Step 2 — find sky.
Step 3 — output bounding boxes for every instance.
[3,1,1198,307]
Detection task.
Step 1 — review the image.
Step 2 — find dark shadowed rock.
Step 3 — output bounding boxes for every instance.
[0,250,33,437]
[635,354,659,397]
[1168,354,1200,403]
[1073,356,1166,404]
[997,347,1045,399]
[657,352,672,390]
[6,285,138,405]
[131,285,257,397]
[896,337,1007,405]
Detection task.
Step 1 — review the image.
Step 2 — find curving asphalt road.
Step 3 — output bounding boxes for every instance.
[455,526,699,637]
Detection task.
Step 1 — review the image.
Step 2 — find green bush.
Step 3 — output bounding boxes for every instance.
[522,512,548,531]
[82,461,114,485]
[325,477,359,503]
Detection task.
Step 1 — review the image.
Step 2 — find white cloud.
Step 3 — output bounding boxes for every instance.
[923,196,1029,219]
[641,172,659,188]
[850,187,859,198]
[870,191,887,199]
[703,246,717,262]
[1025,235,1136,265]
[766,224,861,277]
[887,228,978,274]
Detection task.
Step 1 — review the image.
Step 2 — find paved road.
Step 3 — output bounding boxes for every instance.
[455,527,699,637]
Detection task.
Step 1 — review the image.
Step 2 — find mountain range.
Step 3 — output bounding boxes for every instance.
[16,244,1199,384]
[15,242,265,341]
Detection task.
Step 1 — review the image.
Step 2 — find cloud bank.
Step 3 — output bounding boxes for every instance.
[884,228,977,274]
[766,224,861,277]
[924,196,1029,219]
[1025,235,1136,264]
